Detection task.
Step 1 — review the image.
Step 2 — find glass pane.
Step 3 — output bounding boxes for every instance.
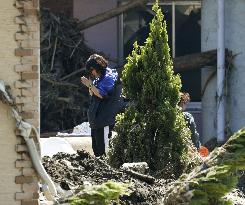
[175,5,201,101]
[123,5,172,59]
[175,5,201,56]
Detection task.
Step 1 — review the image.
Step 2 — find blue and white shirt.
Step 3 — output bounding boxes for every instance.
[93,67,118,97]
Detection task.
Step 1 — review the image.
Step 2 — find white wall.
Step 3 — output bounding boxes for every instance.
[202,0,245,143]
[73,0,118,66]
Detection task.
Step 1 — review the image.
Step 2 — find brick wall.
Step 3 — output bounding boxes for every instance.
[0,0,40,204]
[41,0,73,17]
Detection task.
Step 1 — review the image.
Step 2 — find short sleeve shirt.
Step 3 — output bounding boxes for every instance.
[93,67,118,97]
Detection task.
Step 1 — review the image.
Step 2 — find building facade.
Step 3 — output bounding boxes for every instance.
[71,0,245,143]
[0,0,40,204]
[72,0,203,138]
[202,0,245,143]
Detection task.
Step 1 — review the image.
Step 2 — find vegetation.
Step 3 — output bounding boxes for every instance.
[163,128,245,205]
[69,181,130,205]
[108,2,192,178]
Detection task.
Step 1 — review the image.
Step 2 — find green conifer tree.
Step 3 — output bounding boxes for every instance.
[108,2,191,178]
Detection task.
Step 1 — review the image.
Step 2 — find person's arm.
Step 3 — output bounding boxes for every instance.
[89,84,103,99]
[81,76,103,99]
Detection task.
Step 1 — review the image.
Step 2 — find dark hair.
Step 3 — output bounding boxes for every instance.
[85,54,108,75]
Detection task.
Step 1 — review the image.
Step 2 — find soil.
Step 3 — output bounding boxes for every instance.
[42,150,169,205]
[43,150,245,205]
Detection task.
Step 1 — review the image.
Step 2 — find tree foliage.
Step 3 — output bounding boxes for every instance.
[108,2,191,178]
[163,128,245,205]
[69,181,129,205]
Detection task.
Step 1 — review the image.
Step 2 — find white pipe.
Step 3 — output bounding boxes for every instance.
[0,81,57,201]
[25,135,58,197]
[217,0,225,143]
[12,110,58,198]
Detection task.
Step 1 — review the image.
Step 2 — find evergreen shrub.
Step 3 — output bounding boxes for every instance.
[108,2,191,178]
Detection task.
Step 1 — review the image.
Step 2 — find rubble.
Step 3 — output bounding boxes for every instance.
[42,150,168,205]
[40,9,93,133]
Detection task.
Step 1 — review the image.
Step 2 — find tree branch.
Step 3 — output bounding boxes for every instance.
[173,50,217,72]
[77,0,149,31]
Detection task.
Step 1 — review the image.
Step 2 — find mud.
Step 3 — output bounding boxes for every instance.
[42,150,168,204]
[43,150,245,205]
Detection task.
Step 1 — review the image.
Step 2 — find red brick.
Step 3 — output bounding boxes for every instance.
[32,0,39,8]
[15,129,21,136]
[32,65,38,71]
[15,192,33,200]
[21,200,39,205]
[32,192,39,199]
[15,16,26,24]
[15,0,24,9]
[15,64,33,72]
[15,80,32,88]
[15,96,33,104]
[15,32,29,41]
[21,88,35,97]
[15,175,34,184]
[15,48,33,56]
[23,168,37,176]
[22,72,39,80]
[23,183,39,193]
[21,111,35,119]
[16,144,28,153]
[15,160,33,168]
[21,56,38,64]
[24,9,38,15]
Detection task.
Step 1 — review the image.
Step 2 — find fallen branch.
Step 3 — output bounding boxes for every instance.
[41,75,79,88]
[173,49,232,72]
[122,168,155,184]
[173,50,217,72]
[60,67,86,81]
[50,35,58,71]
[77,0,149,31]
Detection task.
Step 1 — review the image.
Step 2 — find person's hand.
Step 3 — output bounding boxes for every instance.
[81,76,92,87]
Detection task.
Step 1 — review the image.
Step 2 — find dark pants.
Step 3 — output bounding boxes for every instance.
[91,125,114,157]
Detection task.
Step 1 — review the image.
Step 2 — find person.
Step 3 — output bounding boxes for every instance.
[81,54,122,157]
[178,92,201,150]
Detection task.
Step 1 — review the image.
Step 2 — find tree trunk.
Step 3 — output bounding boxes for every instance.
[173,50,217,72]
[77,0,149,31]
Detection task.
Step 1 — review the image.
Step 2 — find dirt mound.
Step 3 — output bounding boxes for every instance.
[42,150,168,204]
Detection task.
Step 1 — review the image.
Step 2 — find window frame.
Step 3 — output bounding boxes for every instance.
[118,0,202,104]
[118,0,201,62]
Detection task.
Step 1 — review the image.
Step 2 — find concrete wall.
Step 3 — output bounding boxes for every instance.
[0,0,40,204]
[73,0,118,66]
[201,0,245,143]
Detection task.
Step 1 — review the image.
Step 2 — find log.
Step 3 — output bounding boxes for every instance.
[173,49,232,72]
[122,168,155,184]
[77,0,149,31]
[173,50,217,72]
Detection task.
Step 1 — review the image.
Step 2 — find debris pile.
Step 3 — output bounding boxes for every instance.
[42,150,168,204]
[41,9,93,133]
